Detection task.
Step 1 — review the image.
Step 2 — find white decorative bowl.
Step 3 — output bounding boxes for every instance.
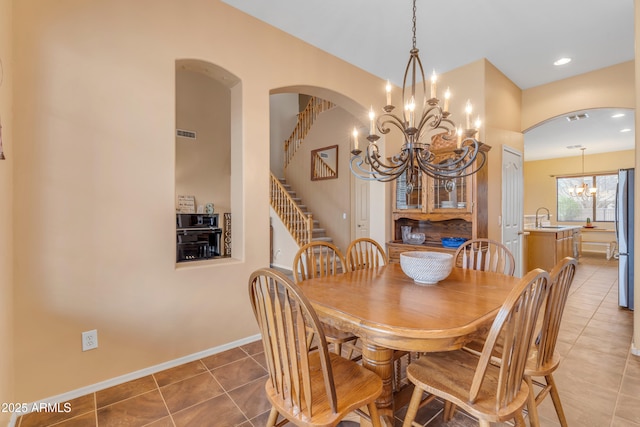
[400,251,454,285]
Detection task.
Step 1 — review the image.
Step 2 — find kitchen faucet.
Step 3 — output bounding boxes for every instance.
[535,207,550,228]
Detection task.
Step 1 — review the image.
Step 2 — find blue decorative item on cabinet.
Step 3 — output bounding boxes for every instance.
[441,237,467,249]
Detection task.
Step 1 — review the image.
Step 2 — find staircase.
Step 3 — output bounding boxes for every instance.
[272,96,336,247]
[270,173,333,246]
[281,179,333,244]
[283,96,335,172]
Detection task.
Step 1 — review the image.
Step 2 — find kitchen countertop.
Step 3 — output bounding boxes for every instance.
[523,225,582,233]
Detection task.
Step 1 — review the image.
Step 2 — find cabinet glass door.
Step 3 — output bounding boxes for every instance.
[429,175,471,212]
[395,168,424,211]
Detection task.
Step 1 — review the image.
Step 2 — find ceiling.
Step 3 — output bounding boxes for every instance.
[221,0,635,160]
[524,108,635,161]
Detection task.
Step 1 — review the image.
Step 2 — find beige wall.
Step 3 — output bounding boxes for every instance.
[175,67,231,215]
[524,150,635,227]
[484,61,525,239]
[522,61,635,131]
[12,0,388,402]
[440,59,524,241]
[0,0,13,422]
[269,94,298,179]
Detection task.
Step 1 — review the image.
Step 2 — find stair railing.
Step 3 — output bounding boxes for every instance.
[283,97,335,172]
[270,173,313,246]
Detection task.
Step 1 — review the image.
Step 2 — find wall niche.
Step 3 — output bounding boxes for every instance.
[175,59,241,262]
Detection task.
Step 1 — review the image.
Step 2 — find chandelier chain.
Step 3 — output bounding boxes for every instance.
[411,0,417,50]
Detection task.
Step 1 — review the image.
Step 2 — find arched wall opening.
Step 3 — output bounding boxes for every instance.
[522,107,635,232]
[175,59,243,263]
[268,85,388,269]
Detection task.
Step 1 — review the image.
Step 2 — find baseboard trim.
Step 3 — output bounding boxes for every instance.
[8,334,261,427]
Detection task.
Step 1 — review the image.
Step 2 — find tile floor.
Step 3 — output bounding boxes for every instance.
[15,254,640,427]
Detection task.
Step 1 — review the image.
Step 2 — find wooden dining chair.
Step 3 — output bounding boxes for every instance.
[345,237,387,272]
[293,241,357,358]
[248,268,383,427]
[293,241,347,282]
[524,257,577,427]
[401,268,551,427]
[455,238,516,360]
[454,238,516,276]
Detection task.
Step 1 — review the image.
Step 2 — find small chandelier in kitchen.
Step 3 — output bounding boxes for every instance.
[568,148,597,199]
[350,0,486,187]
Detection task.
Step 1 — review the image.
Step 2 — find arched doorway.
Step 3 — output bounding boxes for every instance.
[267,87,387,270]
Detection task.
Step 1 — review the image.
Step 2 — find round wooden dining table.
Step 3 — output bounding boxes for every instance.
[297,263,520,425]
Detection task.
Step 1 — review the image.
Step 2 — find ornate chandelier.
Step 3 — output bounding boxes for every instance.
[350,0,486,186]
[568,148,596,199]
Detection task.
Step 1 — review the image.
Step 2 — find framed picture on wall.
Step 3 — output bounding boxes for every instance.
[311,145,338,181]
[177,195,196,213]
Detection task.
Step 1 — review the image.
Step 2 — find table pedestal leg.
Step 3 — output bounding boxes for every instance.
[361,340,394,426]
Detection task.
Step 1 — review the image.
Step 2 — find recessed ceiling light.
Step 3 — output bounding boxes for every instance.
[612,113,626,118]
[620,128,632,133]
[554,57,572,66]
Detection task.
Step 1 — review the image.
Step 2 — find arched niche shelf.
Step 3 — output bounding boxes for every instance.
[175,59,242,264]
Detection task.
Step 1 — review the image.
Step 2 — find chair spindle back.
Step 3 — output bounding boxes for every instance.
[470,268,550,409]
[293,241,346,283]
[534,257,577,369]
[345,238,387,271]
[249,268,337,417]
[455,238,516,276]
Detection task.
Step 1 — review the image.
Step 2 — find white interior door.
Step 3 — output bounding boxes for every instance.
[502,146,525,276]
[354,178,370,238]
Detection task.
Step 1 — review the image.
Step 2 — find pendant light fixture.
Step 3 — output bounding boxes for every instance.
[349,0,486,188]
[568,148,597,199]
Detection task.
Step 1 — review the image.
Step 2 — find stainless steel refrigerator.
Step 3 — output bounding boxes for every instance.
[616,168,634,310]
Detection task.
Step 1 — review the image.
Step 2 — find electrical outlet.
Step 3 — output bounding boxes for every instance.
[82,329,98,351]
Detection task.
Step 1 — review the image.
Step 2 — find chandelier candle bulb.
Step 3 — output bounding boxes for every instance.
[352,128,359,150]
[431,70,437,99]
[369,107,376,135]
[457,127,463,149]
[444,88,450,112]
[386,80,392,106]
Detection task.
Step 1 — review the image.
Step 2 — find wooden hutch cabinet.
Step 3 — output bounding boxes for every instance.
[387,143,491,263]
